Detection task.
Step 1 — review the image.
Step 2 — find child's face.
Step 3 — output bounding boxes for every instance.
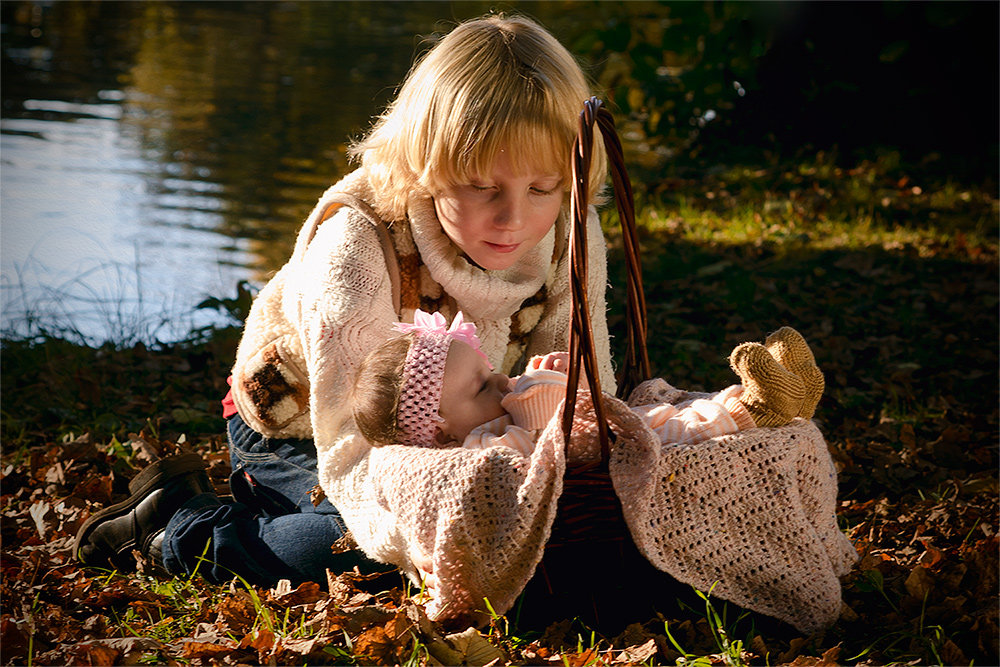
[436,340,511,443]
[433,149,563,271]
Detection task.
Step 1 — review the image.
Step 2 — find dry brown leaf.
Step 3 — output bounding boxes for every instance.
[941,638,969,666]
[73,642,121,666]
[77,637,164,664]
[71,473,113,506]
[614,638,658,664]
[564,647,599,667]
[331,531,358,555]
[0,616,31,658]
[778,636,809,664]
[214,593,257,628]
[275,635,323,658]
[128,435,162,462]
[353,623,400,664]
[786,645,841,666]
[273,580,324,606]
[248,627,276,653]
[904,564,934,600]
[182,640,234,659]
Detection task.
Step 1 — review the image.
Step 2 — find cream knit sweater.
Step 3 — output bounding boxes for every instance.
[230,168,615,444]
[228,167,613,619]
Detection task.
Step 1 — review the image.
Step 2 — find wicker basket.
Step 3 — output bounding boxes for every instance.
[550,97,650,547]
[517,99,668,630]
[561,97,650,441]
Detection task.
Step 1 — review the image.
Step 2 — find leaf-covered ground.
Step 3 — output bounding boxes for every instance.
[2,154,997,666]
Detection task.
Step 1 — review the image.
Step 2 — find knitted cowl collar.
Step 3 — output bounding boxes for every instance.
[406,193,559,321]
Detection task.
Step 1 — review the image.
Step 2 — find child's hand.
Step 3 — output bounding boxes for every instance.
[529,351,569,373]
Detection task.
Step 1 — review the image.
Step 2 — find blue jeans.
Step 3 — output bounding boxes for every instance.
[161,414,384,586]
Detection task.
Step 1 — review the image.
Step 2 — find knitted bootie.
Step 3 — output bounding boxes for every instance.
[730,342,806,428]
[765,326,825,419]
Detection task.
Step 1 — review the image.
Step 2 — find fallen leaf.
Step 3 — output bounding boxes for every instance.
[28,501,50,539]
[787,645,841,666]
[273,580,324,606]
[905,565,934,600]
[917,540,945,568]
[331,531,358,555]
[941,638,969,666]
[71,641,121,666]
[182,640,234,659]
[352,623,399,664]
[778,636,809,664]
[272,579,293,597]
[443,627,507,667]
[128,435,162,462]
[614,638,658,664]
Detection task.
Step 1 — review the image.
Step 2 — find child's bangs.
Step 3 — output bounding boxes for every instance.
[459,120,571,186]
[500,120,570,181]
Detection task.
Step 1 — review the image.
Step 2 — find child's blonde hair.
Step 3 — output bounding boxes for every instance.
[351,14,606,220]
[351,333,414,446]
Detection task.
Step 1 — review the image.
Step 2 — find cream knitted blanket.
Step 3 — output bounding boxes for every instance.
[322,386,856,633]
[609,392,858,633]
[321,412,567,626]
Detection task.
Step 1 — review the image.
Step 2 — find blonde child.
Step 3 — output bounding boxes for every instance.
[76,14,618,585]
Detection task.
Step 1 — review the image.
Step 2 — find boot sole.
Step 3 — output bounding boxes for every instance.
[74,452,208,564]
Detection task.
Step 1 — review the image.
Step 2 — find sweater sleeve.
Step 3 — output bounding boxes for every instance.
[524,206,616,395]
[292,208,400,450]
[501,368,567,431]
[462,416,537,457]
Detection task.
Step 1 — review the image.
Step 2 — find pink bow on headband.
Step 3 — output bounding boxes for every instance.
[393,309,491,366]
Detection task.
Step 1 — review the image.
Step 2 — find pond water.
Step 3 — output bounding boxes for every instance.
[4,0,745,344]
[1,1,627,343]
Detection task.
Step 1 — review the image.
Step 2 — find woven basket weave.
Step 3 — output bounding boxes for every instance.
[546,97,650,549]
[521,100,693,630]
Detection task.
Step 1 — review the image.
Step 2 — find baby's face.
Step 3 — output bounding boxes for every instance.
[436,340,510,443]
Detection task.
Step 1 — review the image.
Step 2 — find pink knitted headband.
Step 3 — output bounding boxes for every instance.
[393,310,489,446]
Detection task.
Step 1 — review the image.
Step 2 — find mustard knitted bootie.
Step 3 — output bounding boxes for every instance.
[765,326,825,419]
[729,342,806,428]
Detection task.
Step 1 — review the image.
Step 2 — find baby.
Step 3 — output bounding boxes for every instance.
[351,310,823,454]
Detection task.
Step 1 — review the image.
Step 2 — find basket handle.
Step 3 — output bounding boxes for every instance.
[561,97,651,459]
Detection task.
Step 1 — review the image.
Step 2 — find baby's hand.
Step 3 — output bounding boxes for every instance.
[529,351,570,373]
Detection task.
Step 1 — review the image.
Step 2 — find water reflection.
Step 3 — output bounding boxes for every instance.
[0,1,716,343]
[1,1,457,342]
